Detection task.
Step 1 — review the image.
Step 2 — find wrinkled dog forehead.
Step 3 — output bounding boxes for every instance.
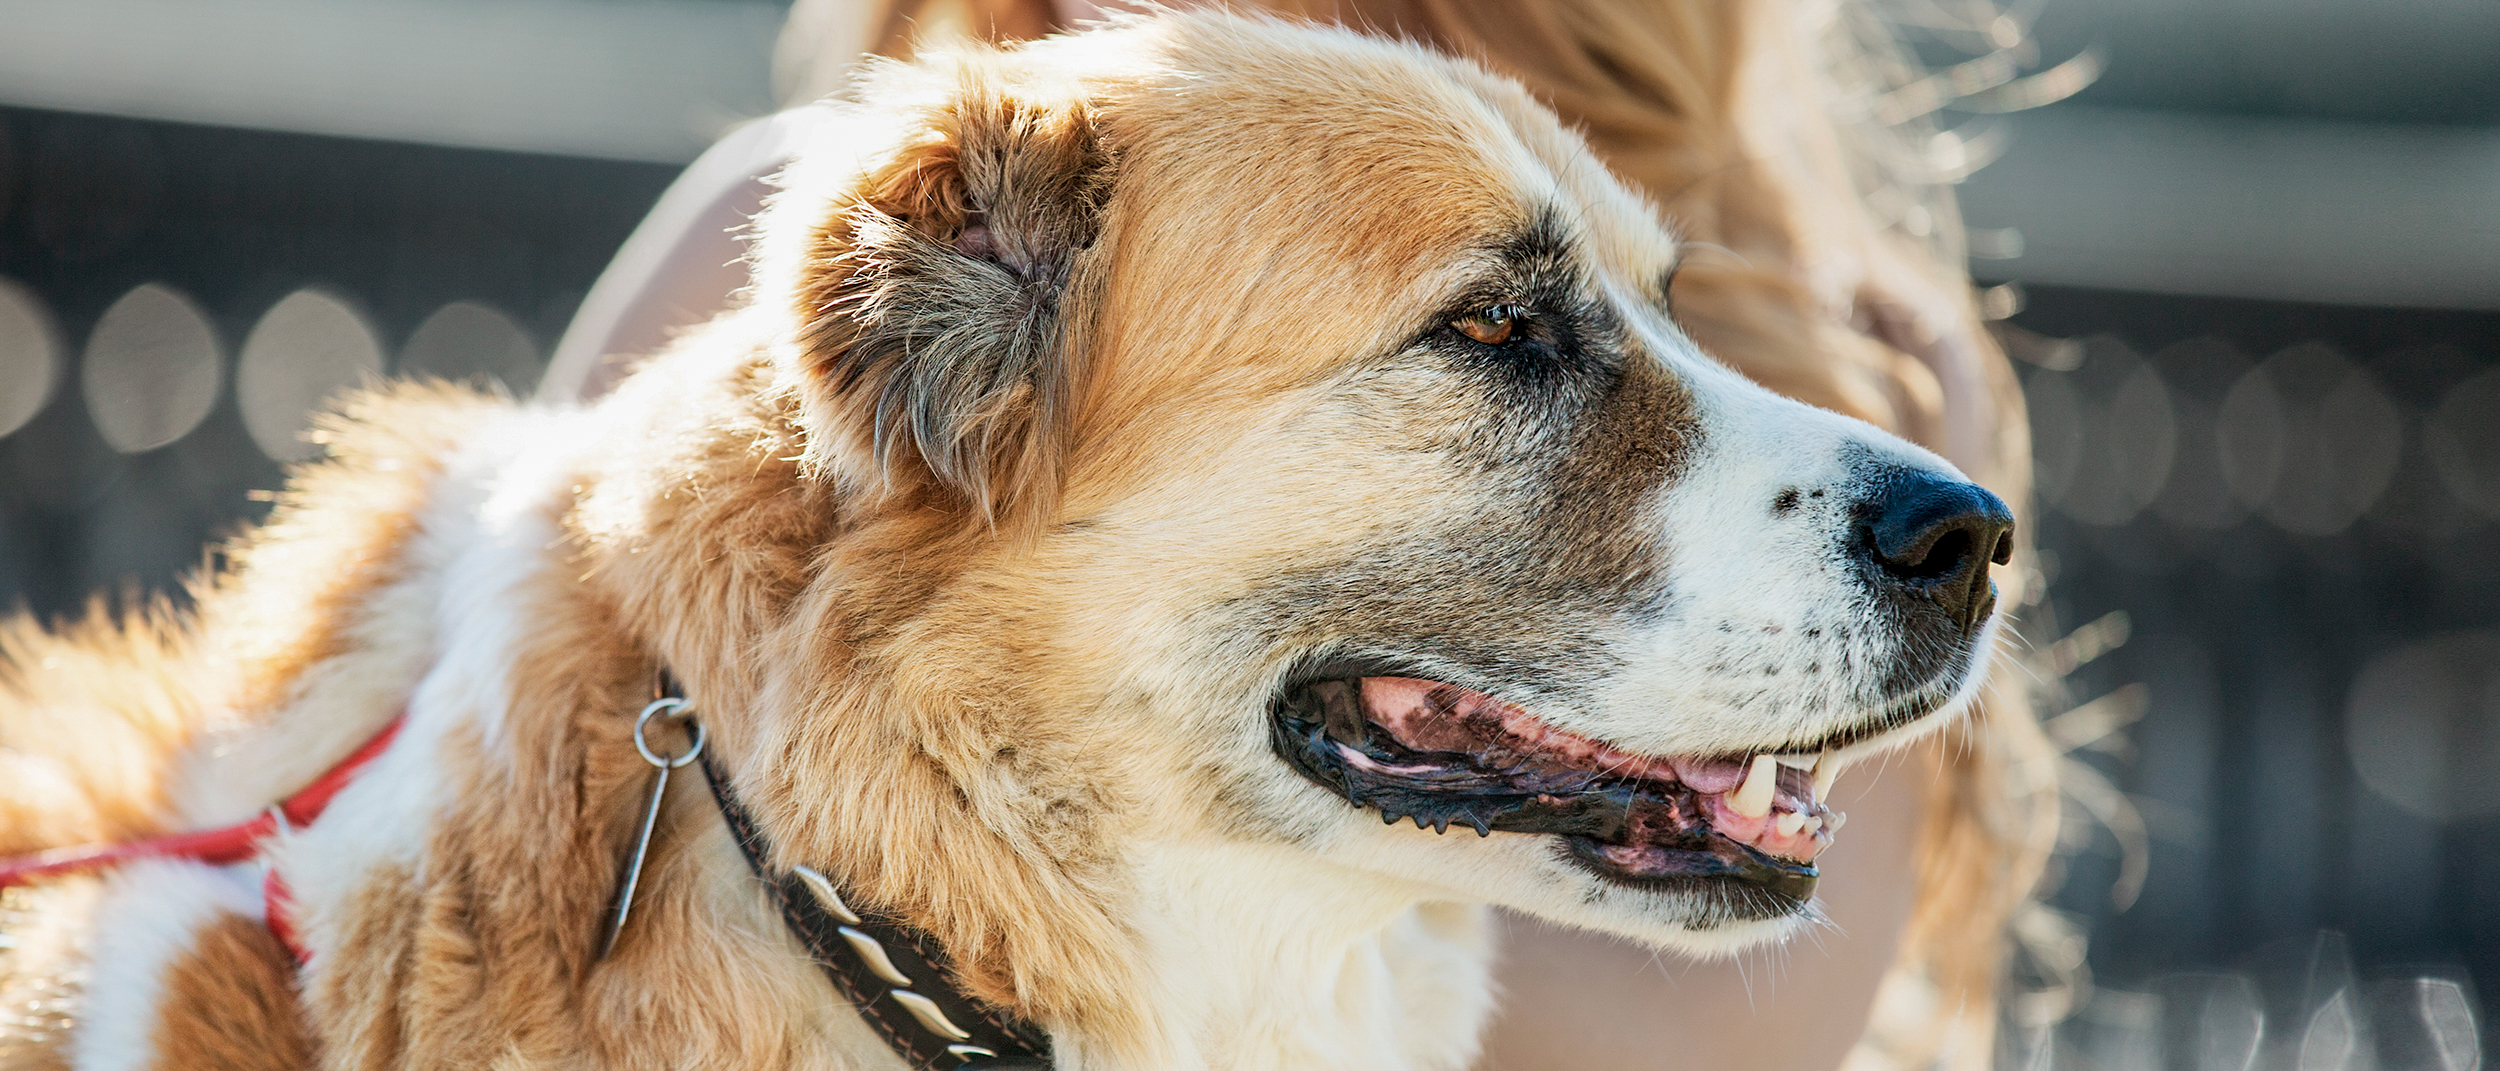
[1088,20,1686,335]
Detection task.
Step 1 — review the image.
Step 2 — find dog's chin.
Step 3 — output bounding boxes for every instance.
[1526,867,1823,955]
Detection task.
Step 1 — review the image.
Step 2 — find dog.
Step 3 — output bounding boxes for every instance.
[0,12,2013,1070]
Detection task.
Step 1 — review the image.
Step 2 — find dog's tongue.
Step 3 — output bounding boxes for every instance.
[1355,677,1838,863]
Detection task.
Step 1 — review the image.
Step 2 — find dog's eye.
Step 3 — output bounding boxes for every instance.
[1452,305,1524,346]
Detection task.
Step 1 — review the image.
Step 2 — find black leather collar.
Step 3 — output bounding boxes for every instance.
[698,751,1053,1071]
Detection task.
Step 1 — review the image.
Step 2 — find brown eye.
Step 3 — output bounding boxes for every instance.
[1453,305,1521,346]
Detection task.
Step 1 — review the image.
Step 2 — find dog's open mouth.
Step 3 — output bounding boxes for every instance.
[1272,674,1851,905]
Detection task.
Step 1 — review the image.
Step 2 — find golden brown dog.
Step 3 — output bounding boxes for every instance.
[0,13,2023,1070]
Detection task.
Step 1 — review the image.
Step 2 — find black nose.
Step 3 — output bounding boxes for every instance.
[1860,468,2015,630]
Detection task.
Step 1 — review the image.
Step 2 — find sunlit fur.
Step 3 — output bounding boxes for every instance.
[0,13,2031,1071]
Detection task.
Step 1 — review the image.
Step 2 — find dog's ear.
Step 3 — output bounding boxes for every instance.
[760,58,1113,536]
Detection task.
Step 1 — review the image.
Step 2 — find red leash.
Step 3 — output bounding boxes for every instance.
[0,715,406,961]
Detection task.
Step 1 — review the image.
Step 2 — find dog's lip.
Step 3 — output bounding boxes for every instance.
[1344,676,1838,863]
[1267,663,1846,877]
[1283,656,1942,760]
[1560,835,1819,905]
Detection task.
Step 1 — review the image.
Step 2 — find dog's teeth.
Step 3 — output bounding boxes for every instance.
[1827,810,1848,831]
[1773,754,1816,769]
[1730,755,1777,818]
[1810,749,1843,800]
[1799,814,1823,834]
[1775,811,1807,837]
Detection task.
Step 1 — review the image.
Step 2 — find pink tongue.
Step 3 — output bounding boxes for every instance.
[1663,757,1748,794]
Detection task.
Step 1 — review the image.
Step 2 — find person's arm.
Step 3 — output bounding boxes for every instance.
[1479,746,1932,1071]
[536,106,841,404]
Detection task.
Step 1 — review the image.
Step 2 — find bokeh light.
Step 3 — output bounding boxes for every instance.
[80,282,220,454]
[2413,978,2480,1071]
[398,300,539,392]
[237,288,383,461]
[2149,337,2258,531]
[2157,973,2265,1071]
[2426,367,2500,522]
[0,277,61,439]
[2219,343,2402,536]
[2345,631,2500,821]
[2026,337,2177,527]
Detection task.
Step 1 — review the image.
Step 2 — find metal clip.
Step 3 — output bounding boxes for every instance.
[599,696,704,958]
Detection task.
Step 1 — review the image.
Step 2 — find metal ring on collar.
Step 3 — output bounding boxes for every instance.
[633,697,704,769]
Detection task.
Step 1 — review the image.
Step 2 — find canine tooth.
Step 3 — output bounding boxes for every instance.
[1730,755,1777,818]
[1775,811,1807,837]
[1811,750,1843,800]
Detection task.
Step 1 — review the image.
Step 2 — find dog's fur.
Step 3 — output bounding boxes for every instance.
[1,13,2020,1070]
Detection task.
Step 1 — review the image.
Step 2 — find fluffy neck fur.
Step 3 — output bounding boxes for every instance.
[566,330,1495,1069]
[1111,840,1496,1070]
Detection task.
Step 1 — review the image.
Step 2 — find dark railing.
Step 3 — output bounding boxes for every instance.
[2007,286,2500,1069]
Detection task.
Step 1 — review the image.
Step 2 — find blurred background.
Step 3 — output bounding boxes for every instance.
[1,1,2495,1067]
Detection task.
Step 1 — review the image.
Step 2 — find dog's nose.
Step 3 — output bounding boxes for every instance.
[1860,468,2015,631]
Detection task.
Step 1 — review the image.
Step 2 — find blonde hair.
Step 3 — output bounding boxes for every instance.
[792,3,2063,1065]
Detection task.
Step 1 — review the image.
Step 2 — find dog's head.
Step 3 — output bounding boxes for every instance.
[741,11,2011,960]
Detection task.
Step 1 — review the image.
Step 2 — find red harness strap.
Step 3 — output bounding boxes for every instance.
[0,716,406,962]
